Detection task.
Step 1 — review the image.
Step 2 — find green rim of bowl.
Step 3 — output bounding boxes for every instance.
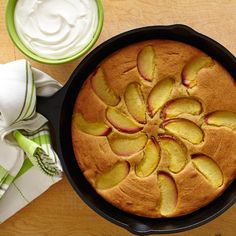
[5,0,104,65]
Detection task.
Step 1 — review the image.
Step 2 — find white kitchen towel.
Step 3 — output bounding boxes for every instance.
[0,59,63,223]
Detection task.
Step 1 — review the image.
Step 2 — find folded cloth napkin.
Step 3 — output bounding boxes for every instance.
[0,60,62,223]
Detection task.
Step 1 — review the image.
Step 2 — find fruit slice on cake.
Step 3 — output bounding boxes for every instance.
[192,154,223,188]
[147,77,175,118]
[159,134,187,173]
[157,172,177,216]
[106,107,142,134]
[96,161,130,190]
[124,83,146,124]
[91,68,120,106]
[137,45,156,82]
[135,138,161,177]
[182,56,214,88]
[160,98,202,119]
[73,113,111,136]
[108,132,148,156]
[161,118,204,144]
[205,111,236,129]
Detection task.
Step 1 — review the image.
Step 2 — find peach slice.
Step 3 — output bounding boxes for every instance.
[106,107,142,134]
[161,98,202,119]
[147,78,175,117]
[137,45,156,81]
[161,118,204,144]
[135,138,161,177]
[205,111,236,129]
[159,134,187,173]
[182,56,214,88]
[124,83,146,124]
[157,172,177,216]
[108,132,148,156]
[73,113,111,136]
[96,162,130,190]
[192,154,223,188]
[91,68,120,106]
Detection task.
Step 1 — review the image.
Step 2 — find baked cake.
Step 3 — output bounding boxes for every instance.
[72,40,236,218]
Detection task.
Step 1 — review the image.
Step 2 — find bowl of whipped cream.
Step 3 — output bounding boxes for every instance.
[6,0,104,64]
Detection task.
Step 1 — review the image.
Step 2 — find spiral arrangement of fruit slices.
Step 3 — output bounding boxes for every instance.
[73,45,236,216]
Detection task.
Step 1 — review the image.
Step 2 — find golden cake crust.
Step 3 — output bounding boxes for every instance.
[72,40,236,218]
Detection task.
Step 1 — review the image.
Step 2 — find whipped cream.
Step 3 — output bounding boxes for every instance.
[14,0,98,59]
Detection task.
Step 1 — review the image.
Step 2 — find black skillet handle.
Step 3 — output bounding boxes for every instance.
[36,82,70,156]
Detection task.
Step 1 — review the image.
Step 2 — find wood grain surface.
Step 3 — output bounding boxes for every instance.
[0,0,235,235]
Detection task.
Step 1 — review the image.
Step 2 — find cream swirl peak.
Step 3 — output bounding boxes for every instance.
[14,0,98,59]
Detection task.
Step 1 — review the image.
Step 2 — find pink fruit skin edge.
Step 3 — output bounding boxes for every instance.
[160,119,175,128]
[147,100,155,118]
[158,171,178,207]
[150,136,159,147]
[117,127,143,134]
[158,134,187,152]
[115,150,138,157]
[158,133,177,142]
[137,52,152,82]
[138,67,150,81]
[160,118,194,128]
[105,112,143,134]
[160,105,168,120]
[137,118,147,125]
[111,125,143,134]
[204,112,216,124]
[126,109,147,125]
[125,162,130,171]
[101,127,112,136]
[181,69,190,87]
[160,99,203,120]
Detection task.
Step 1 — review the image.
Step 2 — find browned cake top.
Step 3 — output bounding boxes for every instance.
[72,40,236,218]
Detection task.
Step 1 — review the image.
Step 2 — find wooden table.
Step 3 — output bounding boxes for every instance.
[0,0,235,235]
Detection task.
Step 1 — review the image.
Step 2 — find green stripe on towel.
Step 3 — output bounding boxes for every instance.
[31,134,51,145]
[14,131,61,177]
[0,166,8,182]
[15,158,33,180]
[3,174,14,186]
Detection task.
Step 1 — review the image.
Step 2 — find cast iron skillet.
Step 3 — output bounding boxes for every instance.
[37,25,236,235]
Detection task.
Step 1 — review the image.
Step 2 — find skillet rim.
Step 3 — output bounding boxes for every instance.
[51,24,236,235]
